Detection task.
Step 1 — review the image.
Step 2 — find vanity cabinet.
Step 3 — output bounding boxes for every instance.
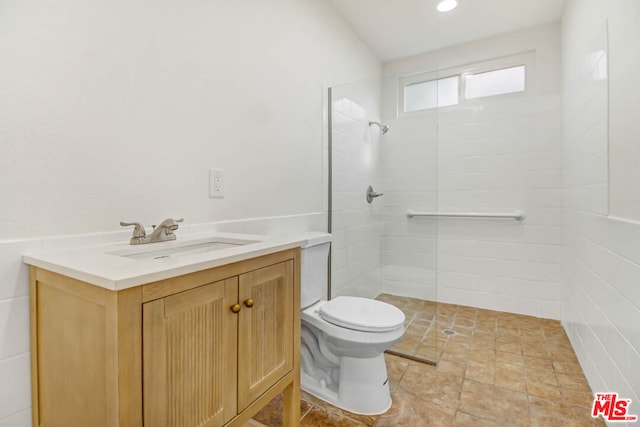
[143,261,294,426]
[29,249,300,427]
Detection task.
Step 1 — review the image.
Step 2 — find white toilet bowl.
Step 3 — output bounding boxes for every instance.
[300,296,405,415]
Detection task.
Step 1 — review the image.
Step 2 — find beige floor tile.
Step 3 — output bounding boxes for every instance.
[553,360,584,376]
[496,350,524,366]
[300,392,376,426]
[458,379,529,426]
[253,393,313,426]
[445,341,471,354]
[523,355,554,371]
[529,397,605,427]
[495,362,527,392]
[522,344,551,359]
[464,360,495,384]
[474,321,497,333]
[375,388,455,427]
[521,335,547,347]
[468,348,496,363]
[385,353,410,391]
[496,325,520,342]
[556,372,591,392]
[300,406,367,427]
[404,322,430,335]
[398,364,462,410]
[414,344,439,361]
[549,344,580,363]
[562,388,595,408]
[453,411,501,427]
[496,341,522,354]
[440,349,468,364]
[526,367,558,386]
[454,317,476,329]
[528,381,562,400]
[390,332,421,353]
[471,338,496,351]
[375,294,408,307]
[434,359,466,378]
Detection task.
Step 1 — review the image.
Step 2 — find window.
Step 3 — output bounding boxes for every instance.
[464,65,525,99]
[397,52,533,115]
[404,76,459,112]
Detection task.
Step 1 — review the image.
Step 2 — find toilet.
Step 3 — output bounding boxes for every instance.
[300,232,406,415]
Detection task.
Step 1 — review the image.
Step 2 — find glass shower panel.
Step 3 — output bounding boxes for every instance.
[373,75,440,364]
[328,75,440,364]
[328,79,385,301]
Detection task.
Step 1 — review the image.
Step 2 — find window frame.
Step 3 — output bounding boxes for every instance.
[397,51,535,117]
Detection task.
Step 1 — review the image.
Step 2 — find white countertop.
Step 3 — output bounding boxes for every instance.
[23,232,308,291]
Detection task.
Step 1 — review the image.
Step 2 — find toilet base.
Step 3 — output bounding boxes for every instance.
[301,354,392,415]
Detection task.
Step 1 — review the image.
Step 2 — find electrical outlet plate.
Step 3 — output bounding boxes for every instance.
[209,168,224,198]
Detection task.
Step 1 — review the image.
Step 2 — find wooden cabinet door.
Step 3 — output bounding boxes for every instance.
[143,278,238,427]
[237,261,294,411]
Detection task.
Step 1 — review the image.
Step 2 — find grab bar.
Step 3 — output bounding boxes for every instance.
[406,210,526,221]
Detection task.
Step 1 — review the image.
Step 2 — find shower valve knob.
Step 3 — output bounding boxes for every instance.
[366,185,383,204]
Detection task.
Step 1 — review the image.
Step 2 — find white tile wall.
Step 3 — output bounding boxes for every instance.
[0,212,325,424]
[0,354,31,422]
[378,91,563,318]
[562,4,640,419]
[440,94,563,318]
[0,239,42,425]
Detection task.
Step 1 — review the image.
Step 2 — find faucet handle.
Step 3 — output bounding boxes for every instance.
[120,221,146,238]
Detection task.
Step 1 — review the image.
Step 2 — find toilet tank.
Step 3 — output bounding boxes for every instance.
[300,232,332,309]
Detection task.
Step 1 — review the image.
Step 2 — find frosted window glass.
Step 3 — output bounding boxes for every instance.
[404,80,437,112]
[465,65,525,99]
[437,76,459,107]
[404,76,459,112]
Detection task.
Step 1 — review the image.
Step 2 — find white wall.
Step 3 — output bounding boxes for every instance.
[0,0,381,423]
[0,0,379,240]
[380,24,564,318]
[562,0,640,419]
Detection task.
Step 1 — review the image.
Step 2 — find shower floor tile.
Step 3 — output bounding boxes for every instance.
[251,295,604,426]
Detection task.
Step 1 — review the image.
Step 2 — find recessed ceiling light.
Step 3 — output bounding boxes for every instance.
[437,0,458,12]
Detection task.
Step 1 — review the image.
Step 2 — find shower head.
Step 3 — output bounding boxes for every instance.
[369,121,390,135]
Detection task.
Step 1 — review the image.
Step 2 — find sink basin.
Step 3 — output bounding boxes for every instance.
[108,237,260,260]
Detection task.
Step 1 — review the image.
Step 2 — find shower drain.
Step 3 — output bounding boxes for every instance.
[441,329,457,336]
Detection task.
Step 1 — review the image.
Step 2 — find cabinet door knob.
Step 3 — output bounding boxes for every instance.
[230,304,241,313]
[244,298,254,308]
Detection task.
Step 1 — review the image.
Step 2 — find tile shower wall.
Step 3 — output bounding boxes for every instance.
[435,94,563,319]
[330,80,384,299]
[562,0,640,415]
[377,111,439,300]
[0,213,325,424]
[381,24,564,319]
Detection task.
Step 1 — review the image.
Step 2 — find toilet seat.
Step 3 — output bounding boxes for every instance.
[319,296,405,332]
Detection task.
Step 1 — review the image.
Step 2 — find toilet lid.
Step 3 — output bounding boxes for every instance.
[319,296,405,332]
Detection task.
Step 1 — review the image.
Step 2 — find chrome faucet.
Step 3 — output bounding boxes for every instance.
[120,218,184,245]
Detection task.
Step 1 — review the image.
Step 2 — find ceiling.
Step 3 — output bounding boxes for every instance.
[328,0,566,62]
